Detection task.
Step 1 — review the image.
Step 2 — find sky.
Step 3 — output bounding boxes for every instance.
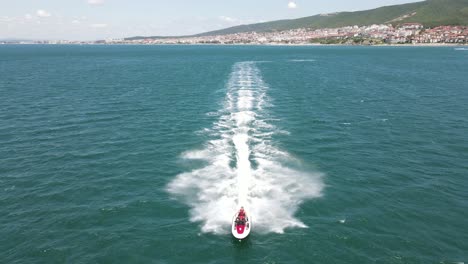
[0,0,423,40]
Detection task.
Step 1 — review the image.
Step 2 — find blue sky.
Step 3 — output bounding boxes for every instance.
[0,0,422,40]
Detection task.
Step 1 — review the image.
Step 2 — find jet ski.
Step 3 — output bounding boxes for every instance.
[232,207,251,240]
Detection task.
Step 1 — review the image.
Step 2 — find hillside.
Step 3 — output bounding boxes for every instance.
[196,0,468,36]
[126,0,468,40]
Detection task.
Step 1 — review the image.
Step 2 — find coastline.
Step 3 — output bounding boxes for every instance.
[1,42,467,47]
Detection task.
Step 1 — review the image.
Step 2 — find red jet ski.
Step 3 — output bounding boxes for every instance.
[232,207,251,240]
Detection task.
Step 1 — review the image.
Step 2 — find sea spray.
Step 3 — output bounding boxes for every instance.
[167,61,324,234]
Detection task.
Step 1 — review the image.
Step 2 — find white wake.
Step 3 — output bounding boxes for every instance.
[167,61,324,234]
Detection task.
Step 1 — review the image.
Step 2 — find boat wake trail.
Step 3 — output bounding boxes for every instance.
[167,62,324,234]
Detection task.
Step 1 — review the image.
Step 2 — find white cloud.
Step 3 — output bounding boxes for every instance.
[36,9,51,18]
[219,16,237,23]
[90,23,107,28]
[88,0,105,5]
[0,16,13,22]
[288,1,297,9]
[72,20,80,24]
[25,14,33,20]
[217,16,261,26]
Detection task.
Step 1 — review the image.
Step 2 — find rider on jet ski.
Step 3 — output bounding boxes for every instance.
[236,207,247,225]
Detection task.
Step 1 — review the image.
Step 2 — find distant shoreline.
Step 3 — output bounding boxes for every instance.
[1,43,467,47]
[263,43,468,47]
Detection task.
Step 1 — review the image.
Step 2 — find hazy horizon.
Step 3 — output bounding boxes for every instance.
[1,0,423,41]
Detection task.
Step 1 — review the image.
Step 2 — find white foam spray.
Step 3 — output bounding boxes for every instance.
[167,62,324,234]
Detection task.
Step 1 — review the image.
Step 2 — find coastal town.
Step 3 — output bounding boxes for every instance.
[121,24,467,45]
[3,23,467,45]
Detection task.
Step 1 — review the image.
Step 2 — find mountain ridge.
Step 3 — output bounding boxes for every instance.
[126,0,468,40]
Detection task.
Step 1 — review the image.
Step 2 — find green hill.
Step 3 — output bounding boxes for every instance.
[126,0,468,40]
[196,0,468,36]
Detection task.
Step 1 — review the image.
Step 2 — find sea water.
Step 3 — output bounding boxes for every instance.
[1,45,467,263]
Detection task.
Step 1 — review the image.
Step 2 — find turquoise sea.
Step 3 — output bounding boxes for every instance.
[1,45,467,263]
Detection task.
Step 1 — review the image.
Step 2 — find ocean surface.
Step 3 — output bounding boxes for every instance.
[1,45,467,263]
